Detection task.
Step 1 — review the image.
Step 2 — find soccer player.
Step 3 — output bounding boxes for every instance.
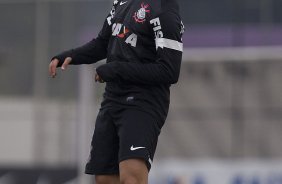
[49,0,184,183]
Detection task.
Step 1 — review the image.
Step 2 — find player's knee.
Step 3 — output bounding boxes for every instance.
[95,175,119,184]
[120,167,147,184]
[119,159,148,184]
[95,176,107,184]
[120,175,139,184]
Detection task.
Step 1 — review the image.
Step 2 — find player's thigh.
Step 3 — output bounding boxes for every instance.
[119,159,148,184]
[95,174,120,184]
[116,109,163,171]
[85,108,119,175]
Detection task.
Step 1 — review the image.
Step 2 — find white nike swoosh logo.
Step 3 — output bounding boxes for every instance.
[120,1,127,5]
[130,145,145,151]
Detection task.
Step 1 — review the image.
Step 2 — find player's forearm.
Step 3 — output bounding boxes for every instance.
[52,38,108,67]
[96,57,181,85]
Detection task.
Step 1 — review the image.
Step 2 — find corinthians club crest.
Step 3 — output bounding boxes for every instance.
[133,3,150,23]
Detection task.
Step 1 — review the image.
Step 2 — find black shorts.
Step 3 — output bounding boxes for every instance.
[85,106,164,175]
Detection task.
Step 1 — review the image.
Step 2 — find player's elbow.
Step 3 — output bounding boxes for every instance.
[168,66,180,84]
[168,64,181,84]
[165,69,179,84]
[170,73,179,84]
[160,63,180,84]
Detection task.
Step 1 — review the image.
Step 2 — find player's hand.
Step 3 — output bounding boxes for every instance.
[49,57,72,78]
[95,73,104,83]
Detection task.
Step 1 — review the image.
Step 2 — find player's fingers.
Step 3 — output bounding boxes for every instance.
[95,73,99,82]
[95,73,104,83]
[61,57,72,70]
[49,59,59,78]
[99,77,104,83]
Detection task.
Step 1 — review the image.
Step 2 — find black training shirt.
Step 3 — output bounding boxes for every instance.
[53,0,184,121]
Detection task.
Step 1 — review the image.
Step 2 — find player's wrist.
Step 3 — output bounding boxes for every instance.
[94,68,104,83]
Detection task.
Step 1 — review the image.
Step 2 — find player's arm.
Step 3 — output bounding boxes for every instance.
[96,11,184,85]
[49,0,118,78]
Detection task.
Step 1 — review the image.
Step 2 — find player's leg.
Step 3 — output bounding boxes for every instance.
[85,108,120,180]
[95,174,120,184]
[114,108,164,184]
[119,159,148,184]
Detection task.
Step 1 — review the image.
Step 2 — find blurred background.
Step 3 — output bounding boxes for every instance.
[0,0,282,183]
